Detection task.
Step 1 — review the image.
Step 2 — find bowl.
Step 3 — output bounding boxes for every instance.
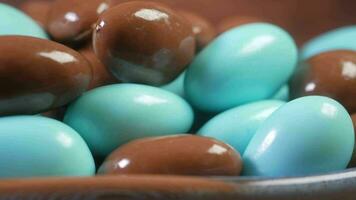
[1,169,356,199]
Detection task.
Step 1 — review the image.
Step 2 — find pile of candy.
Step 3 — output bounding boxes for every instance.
[0,0,355,179]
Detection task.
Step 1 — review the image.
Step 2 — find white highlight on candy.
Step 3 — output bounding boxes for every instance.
[134,9,169,22]
[342,61,356,79]
[39,51,77,64]
[208,144,228,155]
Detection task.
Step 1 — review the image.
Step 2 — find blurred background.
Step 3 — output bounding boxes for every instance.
[1,0,356,45]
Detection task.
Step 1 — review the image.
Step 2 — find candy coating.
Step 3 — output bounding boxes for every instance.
[243,96,354,177]
[64,84,194,157]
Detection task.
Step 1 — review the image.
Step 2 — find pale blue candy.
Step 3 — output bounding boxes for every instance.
[185,23,298,112]
[301,26,356,59]
[243,96,354,177]
[161,72,186,98]
[162,73,289,102]
[0,116,95,178]
[0,3,48,39]
[64,83,194,157]
[272,85,289,101]
[198,100,285,154]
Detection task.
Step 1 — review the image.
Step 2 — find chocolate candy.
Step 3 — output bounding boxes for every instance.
[352,114,356,129]
[301,26,356,60]
[218,16,262,34]
[290,50,356,113]
[185,23,298,112]
[0,36,91,116]
[243,96,354,177]
[180,11,216,51]
[0,116,95,178]
[199,100,285,154]
[0,3,47,39]
[64,83,194,157]
[93,1,196,86]
[79,45,116,89]
[47,0,108,44]
[98,135,242,176]
[20,0,52,28]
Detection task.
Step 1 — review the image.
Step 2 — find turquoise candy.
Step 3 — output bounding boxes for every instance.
[64,83,194,157]
[0,3,47,39]
[198,100,285,154]
[161,71,186,98]
[185,23,298,112]
[272,85,289,101]
[301,26,356,60]
[0,116,95,178]
[243,96,355,177]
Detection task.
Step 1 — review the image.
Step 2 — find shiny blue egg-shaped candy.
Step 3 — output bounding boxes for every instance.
[185,23,298,112]
[0,3,48,39]
[64,83,194,157]
[0,116,95,178]
[243,96,354,177]
[301,26,356,59]
[199,100,285,154]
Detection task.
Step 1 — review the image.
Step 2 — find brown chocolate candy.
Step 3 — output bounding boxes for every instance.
[352,114,356,129]
[47,0,109,44]
[180,11,216,51]
[217,16,263,34]
[290,50,356,113]
[79,45,116,89]
[93,1,196,86]
[98,135,242,176]
[20,0,52,28]
[0,36,91,116]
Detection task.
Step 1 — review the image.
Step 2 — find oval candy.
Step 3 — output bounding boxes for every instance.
[185,23,298,112]
[47,0,108,44]
[93,1,195,86]
[98,135,242,176]
[243,96,354,177]
[0,116,95,178]
[290,50,356,113]
[301,26,356,60]
[0,36,91,116]
[64,83,194,157]
[199,100,285,154]
[0,3,48,39]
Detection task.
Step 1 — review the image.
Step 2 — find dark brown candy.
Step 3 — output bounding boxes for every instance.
[180,11,216,51]
[352,114,356,129]
[20,0,52,28]
[98,135,242,176]
[290,50,356,113]
[217,16,263,34]
[79,45,116,89]
[0,36,91,116]
[93,1,196,86]
[47,0,109,44]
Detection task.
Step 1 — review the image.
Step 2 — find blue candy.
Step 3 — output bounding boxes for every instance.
[0,3,48,39]
[0,116,95,178]
[199,100,285,154]
[185,23,297,112]
[301,26,356,60]
[243,96,354,177]
[64,83,194,157]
